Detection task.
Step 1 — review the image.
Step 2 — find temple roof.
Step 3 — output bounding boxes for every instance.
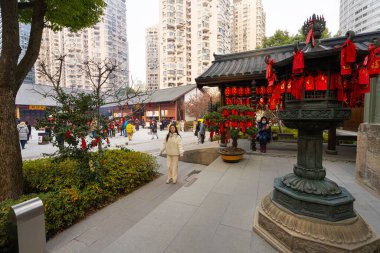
[196,31,380,88]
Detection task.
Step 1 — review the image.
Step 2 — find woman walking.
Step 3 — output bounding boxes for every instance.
[160,125,184,184]
[17,121,29,149]
[126,121,135,141]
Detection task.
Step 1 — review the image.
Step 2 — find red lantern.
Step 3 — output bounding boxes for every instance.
[260,86,266,95]
[231,86,238,96]
[267,86,273,94]
[246,121,252,128]
[280,80,286,94]
[65,130,71,139]
[238,86,244,96]
[304,75,315,91]
[286,79,292,93]
[246,98,251,105]
[315,73,328,91]
[225,97,232,105]
[255,87,259,94]
[225,87,231,97]
[244,87,251,95]
[341,63,352,76]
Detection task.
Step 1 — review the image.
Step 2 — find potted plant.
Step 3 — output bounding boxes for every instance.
[204,105,256,162]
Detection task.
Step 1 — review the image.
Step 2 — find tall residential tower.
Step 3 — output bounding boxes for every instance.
[146,25,160,91]
[36,0,129,90]
[158,0,232,89]
[232,0,266,52]
[340,0,380,33]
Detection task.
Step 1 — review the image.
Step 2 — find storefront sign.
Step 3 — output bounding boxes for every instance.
[29,105,46,110]
[146,111,159,117]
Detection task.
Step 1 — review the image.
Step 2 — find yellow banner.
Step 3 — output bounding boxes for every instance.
[29,105,46,110]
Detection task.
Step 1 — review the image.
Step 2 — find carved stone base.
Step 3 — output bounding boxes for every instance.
[273,177,355,221]
[253,194,380,253]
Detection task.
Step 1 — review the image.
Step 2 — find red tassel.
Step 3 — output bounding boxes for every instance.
[286,79,292,94]
[358,68,370,86]
[315,73,328,91]
[305,27,315,47]
[266,59,276,86]
[65,130,71,139]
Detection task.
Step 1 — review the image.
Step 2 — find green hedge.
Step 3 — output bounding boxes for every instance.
[271,126,329,142]
[0,149,158,252]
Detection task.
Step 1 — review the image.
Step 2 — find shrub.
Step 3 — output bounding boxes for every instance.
[23,158,82,193]
[0,149,158,251]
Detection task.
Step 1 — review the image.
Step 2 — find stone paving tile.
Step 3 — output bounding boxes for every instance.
[102,200,197,253]
[208,225,252,253]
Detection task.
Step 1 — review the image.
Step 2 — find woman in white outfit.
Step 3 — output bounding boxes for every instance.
[161,124,184,184]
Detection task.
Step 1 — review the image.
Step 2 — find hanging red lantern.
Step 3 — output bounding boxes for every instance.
[267,86,273,94]
[238,86,244,96]
[231,86,238,96]
[246,97,251,105]
[246,121,252,128]
[304,75,315,91]
[341,63,352,76]
[255,87,259,95]
[260,86,266,95]
[315,73,328,91]
[225,97,232,105]
[286,79,292,93]
[244,87,251,96]
[225,87,231,97]
[280,80,286,94]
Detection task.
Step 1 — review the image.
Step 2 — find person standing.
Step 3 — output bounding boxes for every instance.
[199,121,206,144]
[123,119,128,137]
[195,121,201,143]
[151,120,159,139]
[257,117,271,153]
[160,124,184,184]
[126,121,134,141]
[26,121,32,142]
[17,121,29,149]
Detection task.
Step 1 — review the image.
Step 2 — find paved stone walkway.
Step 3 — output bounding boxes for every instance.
[47,143,380,253]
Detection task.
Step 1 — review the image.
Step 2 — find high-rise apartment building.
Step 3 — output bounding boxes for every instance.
[232,0,266,52]
[340,0,380,33]
[191,0,232,82]
[158,0,232,89]
[0,14,35,84]
[146,25,160,91]
[36,0,129,90]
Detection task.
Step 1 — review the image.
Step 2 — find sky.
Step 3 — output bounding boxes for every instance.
[126,0,341,83]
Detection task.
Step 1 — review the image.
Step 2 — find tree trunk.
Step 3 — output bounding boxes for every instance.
[232,137,238,148]
[0,88,23,201]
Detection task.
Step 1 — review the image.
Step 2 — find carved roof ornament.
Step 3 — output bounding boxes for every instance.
[302,14,326,47]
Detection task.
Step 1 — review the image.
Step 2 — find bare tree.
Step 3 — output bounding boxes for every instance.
[186,89,219,118]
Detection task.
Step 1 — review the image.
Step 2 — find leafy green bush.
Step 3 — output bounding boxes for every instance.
[23,158,82,193]
[0,149,158,251]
